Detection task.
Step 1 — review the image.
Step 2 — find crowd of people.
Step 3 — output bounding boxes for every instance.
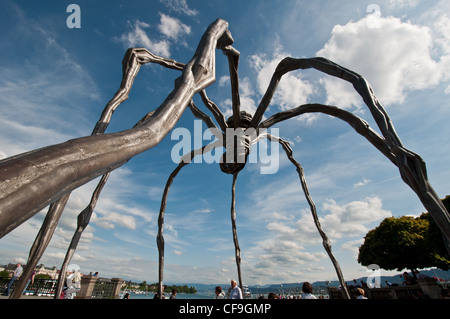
[1,262,99,299]
[149,280,324,300]
[3,261,446,299]
[214,281,322,300]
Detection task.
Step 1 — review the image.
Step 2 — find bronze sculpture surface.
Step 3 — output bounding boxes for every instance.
[0,19,449,299]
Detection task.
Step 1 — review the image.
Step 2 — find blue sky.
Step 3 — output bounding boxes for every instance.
[1,0,449,286]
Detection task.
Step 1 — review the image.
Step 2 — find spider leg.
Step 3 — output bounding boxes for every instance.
[157,161,188,299]
[11,49,175,297]
[53,173,110,299]
[92,48,185,134]
[0,19,232,238]
[9,195,69,299]
[251,56,400,146]
[53,29,231,299]
[55,101,187,298]
[18,52,184,298]
[252,56,450,250]
[157,141,220,299]
[221,45,242,128]
[189,101,221,132]
[198,90,228,132]
[14,48,182,298]
[230,171,244,293]
[265,133,351,299]
[259,103,396,165]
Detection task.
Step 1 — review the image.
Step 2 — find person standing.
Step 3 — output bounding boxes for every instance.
[73,270,82,289]
[3,263,23,296]
[23,270,35,295]
[300,282,317,299]
[169,288,177,299]
[214,286,225,299]
[356,288,368,299]
[228,279,243,299]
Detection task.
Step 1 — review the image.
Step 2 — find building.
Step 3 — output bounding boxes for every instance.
[0,263,59,279]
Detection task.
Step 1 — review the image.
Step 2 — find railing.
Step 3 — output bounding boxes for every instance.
[1,275,124,299]
[328,278,445,299]
[90,277,122,299]
[1,276,58,297]
[75,275,124,299]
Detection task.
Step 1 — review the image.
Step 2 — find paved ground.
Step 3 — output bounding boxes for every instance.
[0,294,52,299]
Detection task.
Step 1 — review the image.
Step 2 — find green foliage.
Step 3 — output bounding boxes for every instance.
[358,196,450,272]
[121,281,197,294]
[139,281,147,289]
[154,284,197,294]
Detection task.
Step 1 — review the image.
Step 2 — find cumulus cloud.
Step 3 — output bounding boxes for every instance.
[249,50,314,111]
[158,13,191,41]
[248,49,318,124]
[218,75,230,87]
[117,20,170,57]
[159,0,198,16]
[387,0,419,9]
[320,196,392,239]
[94,212,137,230]
[354,177,371,188]
[245,196,391,278]
[222,77,259,117]
[117,14,192,58]
[317,13,450,110]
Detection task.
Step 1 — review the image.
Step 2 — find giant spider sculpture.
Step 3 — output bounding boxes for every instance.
[0,19,449,299]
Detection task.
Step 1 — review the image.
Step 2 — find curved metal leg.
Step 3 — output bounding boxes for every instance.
[156,143,219,299]
[251,56,450,246]
[267,134,351,299]
[0,19,232,237]
[231,171,244,293]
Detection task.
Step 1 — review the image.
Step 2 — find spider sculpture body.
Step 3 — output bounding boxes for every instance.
[0,19,449,300]
[156,100,347,299]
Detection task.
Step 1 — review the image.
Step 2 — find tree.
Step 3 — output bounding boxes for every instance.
[139,281,148,291]
[0,270,10,279]
[358,197,450,274]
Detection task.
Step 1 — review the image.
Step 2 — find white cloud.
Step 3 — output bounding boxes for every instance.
[320,196,392,239]
[148,186,164,201]
[248,49,318,124]
[0,117,73,159]
[354,177,371,188]
[0,15,100,158]
[117,14,192,58]
[218,75,230,87]
[159,0,198,16]
[387,0,419,9]
[317,14,450,110]
[249,50,314,111]
[244,196,391,280]
[340,238,364,257]
[158,13,191,41]
[94,212,136,230]
[118,20,170,57]
[222,77,258,117]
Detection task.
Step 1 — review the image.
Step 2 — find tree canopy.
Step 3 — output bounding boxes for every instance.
[358,196,450,272]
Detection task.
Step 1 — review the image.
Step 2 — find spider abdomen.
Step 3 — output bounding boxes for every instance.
[220,111,254,174]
